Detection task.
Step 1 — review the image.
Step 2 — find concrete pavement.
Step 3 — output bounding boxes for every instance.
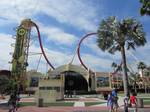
[0,95,150,112]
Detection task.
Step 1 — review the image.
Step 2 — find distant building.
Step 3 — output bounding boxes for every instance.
[27,64,124,104]
[0,70,11,78]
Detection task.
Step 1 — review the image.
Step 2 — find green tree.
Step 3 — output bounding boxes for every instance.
[97,16,146,104]
[111,62,123,75]
[145,66,150,76]
[137,62,149,93]
[129,72,140,93]
[137,61,147,77]
[140,0,150,16]
[111,62,118,72]
[0,75,9,97]
[111,62,123,89]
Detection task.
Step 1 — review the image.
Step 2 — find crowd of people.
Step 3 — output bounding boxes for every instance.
[107,88,138,112]
[107,88,119,112]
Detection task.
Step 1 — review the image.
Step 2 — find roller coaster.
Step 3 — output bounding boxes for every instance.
[11,19,54,88]
[11,19,148,94]
[10,19,113,94]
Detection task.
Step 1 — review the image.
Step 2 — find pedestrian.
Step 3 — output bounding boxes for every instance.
[130,92,137,112]
[112,88,119,112]
[107,93,114,112]
[8,93,17,112]
[124,96,129,112]
[112,88,117,97]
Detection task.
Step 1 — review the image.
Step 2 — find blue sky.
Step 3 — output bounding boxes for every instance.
[0,0,149,73]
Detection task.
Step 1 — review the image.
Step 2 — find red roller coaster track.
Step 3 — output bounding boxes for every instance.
[31,23,122,73]
[77,32,122,74]
[33,23,55,70]
[77,32,97,70]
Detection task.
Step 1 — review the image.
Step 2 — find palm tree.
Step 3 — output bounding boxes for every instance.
[97,17,146,111]
[137,62,148,93]
[111,62,123,89]
[129,72,140,93]
[140,0,150,16]
[111,62,118,71]
[0,75,9,98]
[137,61,147,77]
[145,66,150,77]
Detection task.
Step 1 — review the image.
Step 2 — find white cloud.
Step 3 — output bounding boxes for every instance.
[1,32,141,73]
[26,44,75,72]
[38,23,77,45]
[38,0,100,31]
[0,33,14,69]
[83,37,121,61]
[0,0,80,46]
[0,0,39,23]
[0,33,74,72]
[81,54,113,72]
[0,0,101,31]
[0,19,14,26]
[132,43,150,65]
[0,33,112,72]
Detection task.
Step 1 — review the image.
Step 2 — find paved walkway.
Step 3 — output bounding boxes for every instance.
[90,96,124,107]
[1,105,150,112]
[0,100,8,104]
[1,96,150,112]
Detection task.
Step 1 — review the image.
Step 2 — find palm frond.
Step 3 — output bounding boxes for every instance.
[97,17,146,54]
[140,0,150,16]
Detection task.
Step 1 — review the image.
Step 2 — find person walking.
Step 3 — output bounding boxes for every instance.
[124,96,129,112]
[130,92,137,112]
[107,93,114,112]
[8,93,18,112]
[112,88,119,112]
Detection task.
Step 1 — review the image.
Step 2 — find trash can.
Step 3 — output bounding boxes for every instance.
[37,98,43,107]
[137,98,144,108]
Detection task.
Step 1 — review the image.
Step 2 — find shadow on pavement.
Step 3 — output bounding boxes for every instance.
[0,103,9,110]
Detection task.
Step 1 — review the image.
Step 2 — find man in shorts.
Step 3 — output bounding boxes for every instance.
[112,88,119,112]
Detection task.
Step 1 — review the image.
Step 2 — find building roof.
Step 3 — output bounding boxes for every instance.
[49,64,88,76]
[0,70,11,77]
[95,72,110,77]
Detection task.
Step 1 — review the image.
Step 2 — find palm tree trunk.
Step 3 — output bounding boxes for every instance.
[145,83,147,93]
[121,46,130,97]
[141,69,143,77]
[135,85,137,93]
[134,81,137,93]
[135,82,137,93]
[121,46,130,112]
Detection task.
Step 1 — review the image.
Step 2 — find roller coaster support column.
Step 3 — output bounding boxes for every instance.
[11,19,34,89]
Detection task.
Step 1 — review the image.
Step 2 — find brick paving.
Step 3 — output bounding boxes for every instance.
[0,106,110,112]
[1,105,150,112]
[1,96,150,112]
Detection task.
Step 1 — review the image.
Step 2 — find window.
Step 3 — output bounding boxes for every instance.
[97,77,109,87]
[54,87,60,92]
[30,77,39,87]
[39,87,45,90]
[46,87,52,90]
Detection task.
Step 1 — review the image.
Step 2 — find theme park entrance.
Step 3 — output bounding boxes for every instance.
[64,71,88,92]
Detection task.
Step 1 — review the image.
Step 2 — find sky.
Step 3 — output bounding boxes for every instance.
[0,0,149,73]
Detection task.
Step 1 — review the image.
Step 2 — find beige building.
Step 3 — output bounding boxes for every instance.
[27,64,113,104]
[35,76,64,103]
[48,64,100,92]
[95,72,112,93]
